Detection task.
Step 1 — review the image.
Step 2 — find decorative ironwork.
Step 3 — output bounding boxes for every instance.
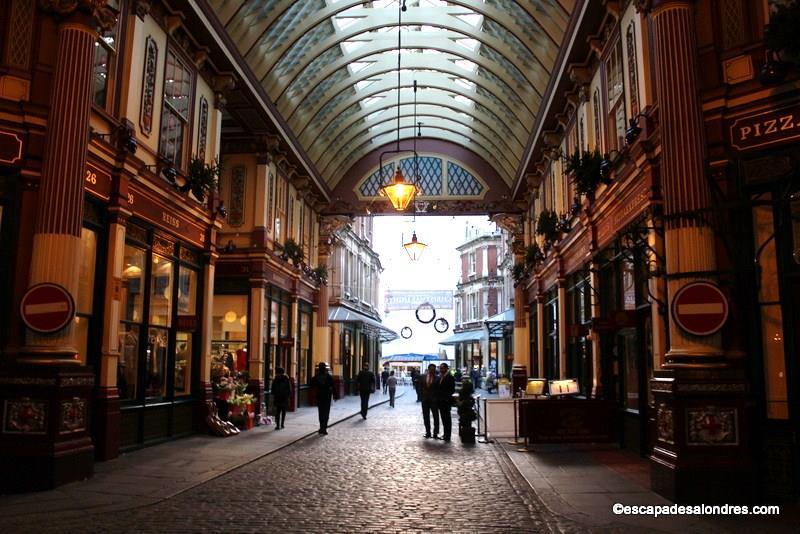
[59,397,87,434]
[229,166,245,227]
[179,246,202,266]
[657,403,674,445]
[400,326,412,339]
[140,36,158,136]
[687,406,738,446]
[626,22,640,118]
[126,221,148,244]
[152,235,175,257]
[197,96,208,160]
[434,317,449,333]
[3,398,47,434]
[6,0,34,69]
[447,162,483,196]
[415,302,436,324]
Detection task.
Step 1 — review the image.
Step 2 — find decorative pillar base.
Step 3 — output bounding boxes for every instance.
[288,377,297,412]
[92,386,120,461]
[0,364,95,493]
[650,367,753,503]
[247,378,265,420]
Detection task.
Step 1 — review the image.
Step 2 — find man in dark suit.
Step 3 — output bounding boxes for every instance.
[436,362,456,442]
[419,363,440,438]
[311,362,336,435]
[355,363,376,419]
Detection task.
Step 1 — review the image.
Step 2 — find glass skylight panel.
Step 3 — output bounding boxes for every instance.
[334,17,360,31]
[454,78,475,90]
[455,59,478,72]
[455,14,483,27]
[356,79,378,90]
[341,40,368,54]
[453,94,474,106]
[363,96,385,106]
[350,62,371,73]
[366,110,385,121]
[455,38,480,51]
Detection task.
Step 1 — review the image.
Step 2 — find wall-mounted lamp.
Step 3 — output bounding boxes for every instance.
[624,113,650,146]
[222,240,236,253]
[142,162,178,185]
[600,150,622,184]
[90,125,138,154]
[216,201,227,219]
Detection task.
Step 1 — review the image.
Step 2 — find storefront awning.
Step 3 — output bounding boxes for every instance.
[328,306,398,342]
[438,329,485,345]
[485,308,515,338]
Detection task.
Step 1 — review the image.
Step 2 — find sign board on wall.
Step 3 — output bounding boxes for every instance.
[672,281,729,336]
[384,290,453,311]
[728,102,800,152]
[20,283,75,334]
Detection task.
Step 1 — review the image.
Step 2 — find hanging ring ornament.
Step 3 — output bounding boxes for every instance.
[433,317,449,333]
[401,327,413,339]
[415,301,436,324]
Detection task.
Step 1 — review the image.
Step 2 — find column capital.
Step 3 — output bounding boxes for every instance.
[39,0,118,30]
[650,0,694,14]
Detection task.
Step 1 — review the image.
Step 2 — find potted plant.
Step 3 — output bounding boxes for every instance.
[511,262,528,287]
[536,209,559,243]
[524,243,543,267]
[456,380,477,443]
[564,149,603,200]
[279,238,304,265]
[184,156,221,203]
[311,265,328,286]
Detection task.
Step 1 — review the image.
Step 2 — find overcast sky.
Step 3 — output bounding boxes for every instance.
[372,214,497,357]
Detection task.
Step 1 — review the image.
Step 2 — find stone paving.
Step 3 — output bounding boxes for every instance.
[3,391,583,534]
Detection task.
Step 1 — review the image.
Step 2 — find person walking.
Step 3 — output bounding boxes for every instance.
[419,363,440,439]
[411,367,421,402]
[356,363,376,419]
[387,370,398,407]
[271,367,291,430]
[311,362,336,435]
[381,367,390,394]
[470,366,480,391]
[436,362,456,442]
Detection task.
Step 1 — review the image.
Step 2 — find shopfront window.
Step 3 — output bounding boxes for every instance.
[150,255,173,326]
[529,305,539,376]
[545,290,559,379]
[298,302,312,386]
[120,244,145,400]
[118,227,201,405]
[212,294,248,375]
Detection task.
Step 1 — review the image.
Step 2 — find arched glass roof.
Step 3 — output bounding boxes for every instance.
[209,0,571,189]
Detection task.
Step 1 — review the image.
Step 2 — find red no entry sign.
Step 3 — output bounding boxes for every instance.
[672,281,728,336]
[20,283,76,334]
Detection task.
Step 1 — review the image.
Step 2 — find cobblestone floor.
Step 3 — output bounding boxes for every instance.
[15,393,584,534]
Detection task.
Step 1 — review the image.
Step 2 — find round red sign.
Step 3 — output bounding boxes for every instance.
[672,281,729,336]
[20,283,76,334]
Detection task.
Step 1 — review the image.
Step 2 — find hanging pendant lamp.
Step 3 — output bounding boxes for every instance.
[403,231,427,261]
[378,0,418,212]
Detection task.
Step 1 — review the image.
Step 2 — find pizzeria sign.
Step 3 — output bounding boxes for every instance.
[729,102,800,152]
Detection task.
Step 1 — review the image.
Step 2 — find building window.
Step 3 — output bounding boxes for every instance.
[626,22,640,117]
[159,50,193,168]
[119,228,201,404]
[469,251,476,274]
[605,40,626,150]
[592,89,603,152]
[75,226,99,366]
[529,305,539,376]
[545,290,559,379]
[92,0,120,109]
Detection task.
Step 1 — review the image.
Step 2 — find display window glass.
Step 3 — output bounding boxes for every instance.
[298,304,311,386]
[119,322,139,400]
[146,326,168,398]
[74,226,99,364]
[174,331,192,396]
[149,255,173,327]
[212,294,248,375]
[119,226,201,406]
[122,245,146,322]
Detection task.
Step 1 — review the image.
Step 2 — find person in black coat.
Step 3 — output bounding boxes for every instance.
[311,362,336,435]
[419,363,440,438]
[355,363,376,419]
[436,362,456,442]
[271,367,291,430]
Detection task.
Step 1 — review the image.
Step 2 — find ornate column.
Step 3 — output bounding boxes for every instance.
[491,213,528,393]
[589,261,602,397]
[197,250,217,423]
[557,280,568,379]
[0,0,116,493]
[248,280,266,417]
[648,0,750,503]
